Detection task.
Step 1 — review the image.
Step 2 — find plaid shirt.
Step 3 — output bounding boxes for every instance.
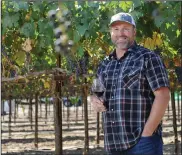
[97,42,169,153]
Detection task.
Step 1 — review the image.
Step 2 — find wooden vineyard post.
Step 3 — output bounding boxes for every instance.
[2,100,4,120]
[62,100,65,118]
[167,104,170,119]
[177,92,180,122]
[8,98,12,139]
[40,98,42,117]
[96,112,100,147]
[76,105,78,123]
[30,96,33,130]
[14,99,16,124]
[54,91,63,155]
[83,82,89,155]
[35,93,38,149]
[54,56,63,155]
[16,99,19,118]
[45,98,48,124]
[171,90,179,155]
[180,2,182,147]
[49,98,51,115]
[48,5,74,155]
[66,96,70,129]
[82,98,84,119]
[181,88,182,148]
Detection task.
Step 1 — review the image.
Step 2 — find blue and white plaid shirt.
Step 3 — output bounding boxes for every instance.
[97,42,169,152]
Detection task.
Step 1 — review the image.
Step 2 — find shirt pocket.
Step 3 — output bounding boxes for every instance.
[122,67,141,89]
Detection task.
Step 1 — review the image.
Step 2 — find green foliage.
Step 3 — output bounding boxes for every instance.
[20,22,35,38]
[13,51,26,66]
[2,13,20,31]
[2,0,58,75]
[1,0,181,98]
[2,1,180,73]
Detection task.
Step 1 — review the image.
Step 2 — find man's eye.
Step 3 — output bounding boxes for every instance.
[124,28,130,31]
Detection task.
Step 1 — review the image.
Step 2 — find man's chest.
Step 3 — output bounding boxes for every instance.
[101,56,146,89]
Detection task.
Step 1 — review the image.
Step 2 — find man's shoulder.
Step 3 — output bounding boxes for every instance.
[137,44,152,54]
[136,44,158,58]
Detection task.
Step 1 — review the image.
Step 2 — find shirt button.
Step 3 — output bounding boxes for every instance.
[112,122,115,124]
[111,109,114,111]
[111,96,114,99]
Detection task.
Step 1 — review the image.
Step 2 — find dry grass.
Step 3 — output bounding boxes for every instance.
[1,102,181,155]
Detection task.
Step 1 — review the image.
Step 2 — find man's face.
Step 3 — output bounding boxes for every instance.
[110,21,136,50]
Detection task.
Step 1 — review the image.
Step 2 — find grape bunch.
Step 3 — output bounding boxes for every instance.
[48,8,73,55]
[175,66,182,83]
[67,57,76,72]
[67,51,89,77]
[1,45,7,57]
[79,51,89,75]
[75,51,89,77]
[10,69,17,78]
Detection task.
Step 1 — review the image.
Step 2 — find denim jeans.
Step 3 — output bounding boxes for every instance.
[108,133,163,155]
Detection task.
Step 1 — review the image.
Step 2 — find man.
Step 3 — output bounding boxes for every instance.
[90,12,170,155]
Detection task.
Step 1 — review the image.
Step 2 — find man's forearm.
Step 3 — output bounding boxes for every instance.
[142,87,170,136]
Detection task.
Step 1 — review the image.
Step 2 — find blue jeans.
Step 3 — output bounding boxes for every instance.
[108,133,163,155]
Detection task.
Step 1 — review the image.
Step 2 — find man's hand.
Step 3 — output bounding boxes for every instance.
[89,95,106,112]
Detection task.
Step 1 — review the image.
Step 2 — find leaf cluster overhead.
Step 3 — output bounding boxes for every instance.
[1,1,181,98]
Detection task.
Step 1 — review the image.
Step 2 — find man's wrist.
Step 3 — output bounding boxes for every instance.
[142,128,154,136]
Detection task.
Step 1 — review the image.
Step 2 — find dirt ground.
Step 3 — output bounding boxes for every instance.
[1,101,181,155]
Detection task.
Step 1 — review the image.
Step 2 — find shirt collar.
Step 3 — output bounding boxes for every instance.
[109,41,138,60]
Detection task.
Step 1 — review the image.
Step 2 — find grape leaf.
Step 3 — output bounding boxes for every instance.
[11,1,20,12]
[13,51,26,66]
[73,30,80,42]
[37,19,47,34]
[32,3,41,12]
[2,13,20,29]
[130,11,143,20]
[154,15,165,27]
[132,0,144,8]
[20,22,35,38]
[18,1,29,10]
[77,23,89,37]
[119,1,132,12]
[78,46,84,57]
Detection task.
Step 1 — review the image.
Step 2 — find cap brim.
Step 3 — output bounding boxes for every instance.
[109,20,135,27]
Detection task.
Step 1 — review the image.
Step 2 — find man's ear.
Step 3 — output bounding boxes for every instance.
[134,28,136,36]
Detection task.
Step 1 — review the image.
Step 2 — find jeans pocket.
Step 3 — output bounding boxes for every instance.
[139,135,159,155]
[126,134,163,155]
[127,136,155,155]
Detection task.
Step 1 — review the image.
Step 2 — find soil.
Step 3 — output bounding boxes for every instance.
[1,101,181,155]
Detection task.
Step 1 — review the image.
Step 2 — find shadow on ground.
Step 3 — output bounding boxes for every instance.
[1,147,107,155]
[1,143,181,155]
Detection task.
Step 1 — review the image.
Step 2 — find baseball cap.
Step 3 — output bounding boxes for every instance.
[109,12,136,27]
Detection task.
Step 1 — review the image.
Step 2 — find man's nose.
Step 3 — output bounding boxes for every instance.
[118,29,125,36]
